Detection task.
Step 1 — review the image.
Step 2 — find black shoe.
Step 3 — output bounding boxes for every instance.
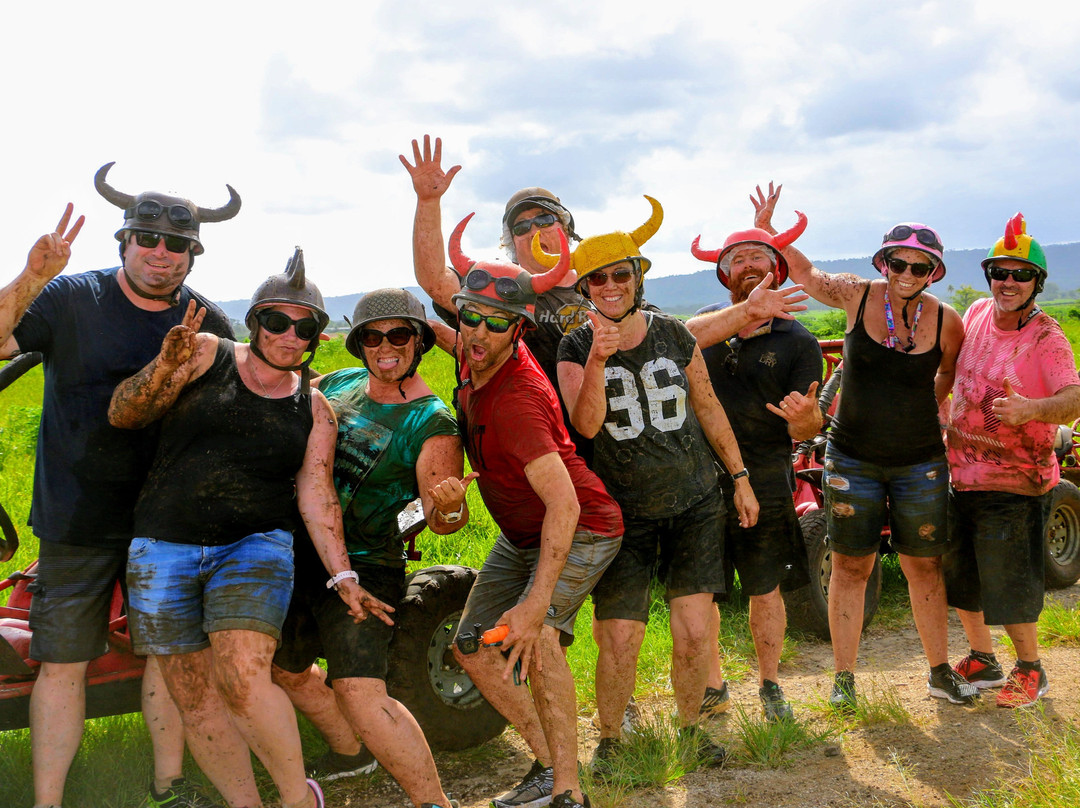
[491,759,554,808]
[550,790,591,808]
[679,726,728,768]
[589,737,622,780]
[143,778,224,808]
[700,682,732,717]
[928,666,980,705]
[306,746,379,782]
[830,671,856,714]
[759,679,795,722]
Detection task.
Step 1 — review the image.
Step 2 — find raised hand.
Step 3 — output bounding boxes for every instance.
[587,310,620,362]
[750,182,782,233]
[399,134,462,201]
[159,300,206,371]
[744,273,809,321]
[25,204,84,282]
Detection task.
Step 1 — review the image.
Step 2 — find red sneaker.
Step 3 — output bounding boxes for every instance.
[955,654,1007,689]
[996,666,1049,708]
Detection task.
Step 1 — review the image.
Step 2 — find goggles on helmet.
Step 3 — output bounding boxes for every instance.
[986,265,1040,283]
[133,231,193,254]
[458,308,520,334]
[464,267,531,303]
[884,225,942,254]
[255,309,322,341]
[126,199,196,229]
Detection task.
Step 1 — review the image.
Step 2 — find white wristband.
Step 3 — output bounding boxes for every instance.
[438,505,465,524]
[326,570,359,590]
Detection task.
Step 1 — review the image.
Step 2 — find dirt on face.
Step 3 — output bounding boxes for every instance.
[319,585,1080,808]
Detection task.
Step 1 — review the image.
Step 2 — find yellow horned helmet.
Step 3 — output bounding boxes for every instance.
[571,195,663,287]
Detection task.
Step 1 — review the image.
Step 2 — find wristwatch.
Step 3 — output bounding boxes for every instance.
[438,505,465,524]
[731,468,750,481]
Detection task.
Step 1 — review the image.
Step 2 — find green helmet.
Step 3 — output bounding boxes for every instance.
[982,212,1048,293]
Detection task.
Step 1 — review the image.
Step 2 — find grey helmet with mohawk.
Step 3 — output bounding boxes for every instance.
[245,247,329,378]
[94,161,242,305]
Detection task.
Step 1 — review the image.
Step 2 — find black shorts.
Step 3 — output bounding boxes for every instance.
[724,494,810,596]
[593,491,725,623]
[28,540,128,664]
[273,561,405,682]
[943,488,1050,626]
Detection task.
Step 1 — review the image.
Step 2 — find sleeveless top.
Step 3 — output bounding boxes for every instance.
[829,287,945,466]
[133,340,313,545]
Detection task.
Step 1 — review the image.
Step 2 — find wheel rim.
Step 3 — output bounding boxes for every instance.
[1047,503,1080,568]
[426,609,485,708]
[819,548,832,599]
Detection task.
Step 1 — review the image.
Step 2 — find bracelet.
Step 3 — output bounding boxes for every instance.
[438,505,465,524]
[326,570,359,590]
[731,468,750,481]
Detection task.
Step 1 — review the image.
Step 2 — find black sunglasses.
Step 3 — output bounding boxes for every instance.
[133,231,193,254]
[360,326,415,348]
[987,265,1039,283]
[458,308,520,334]
[511,212,558,237]
[585,267,636,287]
[255,309,321,341]
[884,225,943,253]
[886,257,935,279]
[464,268,529,303]
[724,337,742,375]
[129,199,195,228]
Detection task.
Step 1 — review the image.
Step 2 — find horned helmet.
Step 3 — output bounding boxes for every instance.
[691,213,808,289]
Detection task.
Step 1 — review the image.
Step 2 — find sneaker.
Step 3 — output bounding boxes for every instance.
[955,653,1008,689]
[143,778,224,808]
[491,759,554,808]
[306,747,379,782]
[678,725,728,768]
[589,737,622,780]
[829,671,857,714]
[759,680,794,722]
[996,665,1049,708]
[306,778,324,808]
[928,666,981,705]
[551,790,591,808]
[700,682,732,718]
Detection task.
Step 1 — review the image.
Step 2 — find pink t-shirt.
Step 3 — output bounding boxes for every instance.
[947,298,1079,495]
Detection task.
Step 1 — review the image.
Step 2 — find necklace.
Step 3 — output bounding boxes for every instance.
[882,288,922,352]
[250,355,288,398]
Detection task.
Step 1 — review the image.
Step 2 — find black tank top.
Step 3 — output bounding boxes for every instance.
[133,340,313,545]
[829,287,945,466]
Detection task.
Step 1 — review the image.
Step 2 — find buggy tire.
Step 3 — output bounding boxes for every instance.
[1045,480,1080,589]
[386,565,507,751]
[782,509,881,641]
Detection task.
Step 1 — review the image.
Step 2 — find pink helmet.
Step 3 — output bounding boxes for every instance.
[691,212,808,289]
[872,223,946,282]
[449,213,571,325]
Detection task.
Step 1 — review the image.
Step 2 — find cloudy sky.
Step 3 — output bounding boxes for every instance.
[2,0,1077,307]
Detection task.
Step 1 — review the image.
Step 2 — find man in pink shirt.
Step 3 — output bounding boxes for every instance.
[945,213,1080,707]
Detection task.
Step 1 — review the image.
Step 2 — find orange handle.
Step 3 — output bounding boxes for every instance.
[482,625,509,645]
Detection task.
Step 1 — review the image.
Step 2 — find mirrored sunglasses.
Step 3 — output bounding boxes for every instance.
[458,308,519,334]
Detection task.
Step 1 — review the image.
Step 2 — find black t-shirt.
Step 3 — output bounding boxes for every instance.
[12,268,234,546]
[698,310,823,499]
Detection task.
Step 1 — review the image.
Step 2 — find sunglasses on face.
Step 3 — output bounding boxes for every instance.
[886,257,935,278]
[129,199,195,228]
[458,308,520,334]
[987,265,1039,283]
[511,212,558,237]
[360,326,415,348]
[884,225,943,253]
[464,268,528,303]
[585,267,636,287]
[255,309,321,341]
[133,231,193,254]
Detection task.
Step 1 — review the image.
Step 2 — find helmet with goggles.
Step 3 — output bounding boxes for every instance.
[450,213,571,325]
[691,212,808,288]
[345,288,436,370]
[982,212,1047,292]
[871,223,946,283]
[94,162,241,256]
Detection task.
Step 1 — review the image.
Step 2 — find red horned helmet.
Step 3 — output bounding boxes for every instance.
[449,212,571,325]
[691,212,808,289]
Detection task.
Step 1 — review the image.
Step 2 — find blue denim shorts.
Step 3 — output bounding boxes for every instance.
[127,530,295,655]
[823,444,949,558]
[457,529,622,646]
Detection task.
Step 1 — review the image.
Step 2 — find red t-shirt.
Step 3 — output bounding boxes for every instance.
[457,344,623,548]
